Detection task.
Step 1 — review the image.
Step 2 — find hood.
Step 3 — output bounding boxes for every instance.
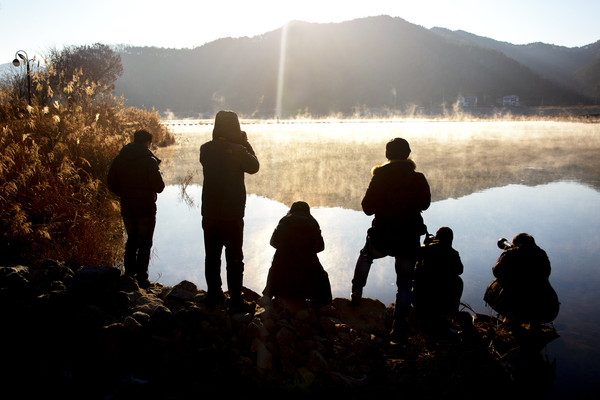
[212,110,241,142]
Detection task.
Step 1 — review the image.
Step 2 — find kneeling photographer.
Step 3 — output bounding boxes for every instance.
[484,233,559,326]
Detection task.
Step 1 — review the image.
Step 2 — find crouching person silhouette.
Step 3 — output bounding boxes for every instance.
[412,226,464,334]
[107,129,165,289]
[484,233,560,328]
[350,138,431,342]
[263,201,332,305]
[200,110,259,310]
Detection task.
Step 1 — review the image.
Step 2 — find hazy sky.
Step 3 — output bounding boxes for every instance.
[2,0,600,64]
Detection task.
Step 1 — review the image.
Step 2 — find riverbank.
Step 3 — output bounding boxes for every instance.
[1,261,558,399]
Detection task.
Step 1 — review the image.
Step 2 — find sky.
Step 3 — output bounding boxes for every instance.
[2,0,600,65]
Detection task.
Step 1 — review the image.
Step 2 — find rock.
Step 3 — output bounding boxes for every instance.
[307,350,329,373]
[134,294,164,314]
[0,266,32,305]
[165,280,198,301]
[148,305,174,336]
[247,318,270,341]
[124,315,143,333]
[333,297,388,335]
[275,326,296,346]
[255,340,273,370]
[131,311,151,326]
[0,259,532,399]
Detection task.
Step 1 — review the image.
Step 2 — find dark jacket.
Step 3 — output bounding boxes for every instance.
[486,243,559,323]
[107,143,165,217]
[362,160,431,256]
[200,135,259,221]
[413,239,464,314]
[263,210,332,304]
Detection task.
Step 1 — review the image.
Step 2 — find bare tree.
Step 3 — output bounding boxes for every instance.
[46,43,124,92]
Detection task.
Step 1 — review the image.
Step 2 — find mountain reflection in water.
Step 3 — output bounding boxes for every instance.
[151,180,600,399]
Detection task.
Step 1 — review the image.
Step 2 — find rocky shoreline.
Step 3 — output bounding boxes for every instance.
[1,260,559,399]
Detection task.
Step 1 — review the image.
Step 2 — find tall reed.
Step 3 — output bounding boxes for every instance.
[0,67,174,268]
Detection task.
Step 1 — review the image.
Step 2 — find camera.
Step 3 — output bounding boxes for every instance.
[240,130,248,142]
[424,233,435,246]
[497,238,512,250]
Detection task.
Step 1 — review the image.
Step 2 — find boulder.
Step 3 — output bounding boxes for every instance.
[333,297,387,335]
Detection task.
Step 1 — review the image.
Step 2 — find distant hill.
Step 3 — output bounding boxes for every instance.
[21,15,591,118]
[431,27,600,100]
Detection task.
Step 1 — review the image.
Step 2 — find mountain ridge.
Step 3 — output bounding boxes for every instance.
[3,16,598,117]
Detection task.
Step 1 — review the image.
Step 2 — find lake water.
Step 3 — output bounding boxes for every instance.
[151,120,600,399]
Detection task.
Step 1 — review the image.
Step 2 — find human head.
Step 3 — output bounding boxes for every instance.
[213,110,241,142]
[133,129,153,146]
[289,201,310,216]
[435,226,454,245]
[512,233,535,247]
[385,137,411,160]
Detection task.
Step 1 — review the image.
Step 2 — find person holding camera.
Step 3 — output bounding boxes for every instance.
[200,110,259,311]
[412,226,464,334]
[350,137,431,342]
[107,129,165,289]
[484,233,559,326]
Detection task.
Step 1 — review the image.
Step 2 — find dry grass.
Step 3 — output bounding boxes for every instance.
[0,68,175,268]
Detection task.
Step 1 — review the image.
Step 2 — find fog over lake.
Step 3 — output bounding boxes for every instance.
[151,120,600,399]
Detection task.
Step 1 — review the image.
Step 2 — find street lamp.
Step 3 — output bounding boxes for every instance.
[12,50,32,105]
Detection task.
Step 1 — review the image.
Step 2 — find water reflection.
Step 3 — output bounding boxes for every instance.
[152,181,600,307]
[151,180,600,398]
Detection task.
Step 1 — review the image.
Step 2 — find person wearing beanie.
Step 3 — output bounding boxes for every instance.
[200,110,260,310]
[107,129,165,289]
[351,137,431,343]
[262,201,333,305]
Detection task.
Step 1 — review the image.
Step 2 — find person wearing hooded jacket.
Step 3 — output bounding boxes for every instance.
[107,129,165,288]
[351,137,431,342]
[200,110,259,310]
[262,201,332,305]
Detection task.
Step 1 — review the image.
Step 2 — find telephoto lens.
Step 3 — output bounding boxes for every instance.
[497,238,512,250]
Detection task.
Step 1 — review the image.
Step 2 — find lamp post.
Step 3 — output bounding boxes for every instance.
[12,50,32,105]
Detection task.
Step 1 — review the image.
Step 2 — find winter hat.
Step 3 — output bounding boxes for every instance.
[133,129,153,145]
[213,110,241,141]
[290,201,310,215]
[512,233,535,247]
[435,226,454,245]
[385,137,411,160]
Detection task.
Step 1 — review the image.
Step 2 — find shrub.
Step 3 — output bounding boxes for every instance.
[0,62,174,269]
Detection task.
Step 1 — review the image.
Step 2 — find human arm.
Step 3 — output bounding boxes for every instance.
[239,140,259,174]
[147,156,165,194]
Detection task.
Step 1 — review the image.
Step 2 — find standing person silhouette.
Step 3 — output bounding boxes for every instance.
[350,137,431,342]
[200,110,259,310]
[107,129,165,288]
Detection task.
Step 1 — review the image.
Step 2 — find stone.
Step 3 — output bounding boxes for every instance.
[166,280,198,301]
[275,326,296,346]
[247,318,270,341]
[256,340,273,370]
[333,297,387,334]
